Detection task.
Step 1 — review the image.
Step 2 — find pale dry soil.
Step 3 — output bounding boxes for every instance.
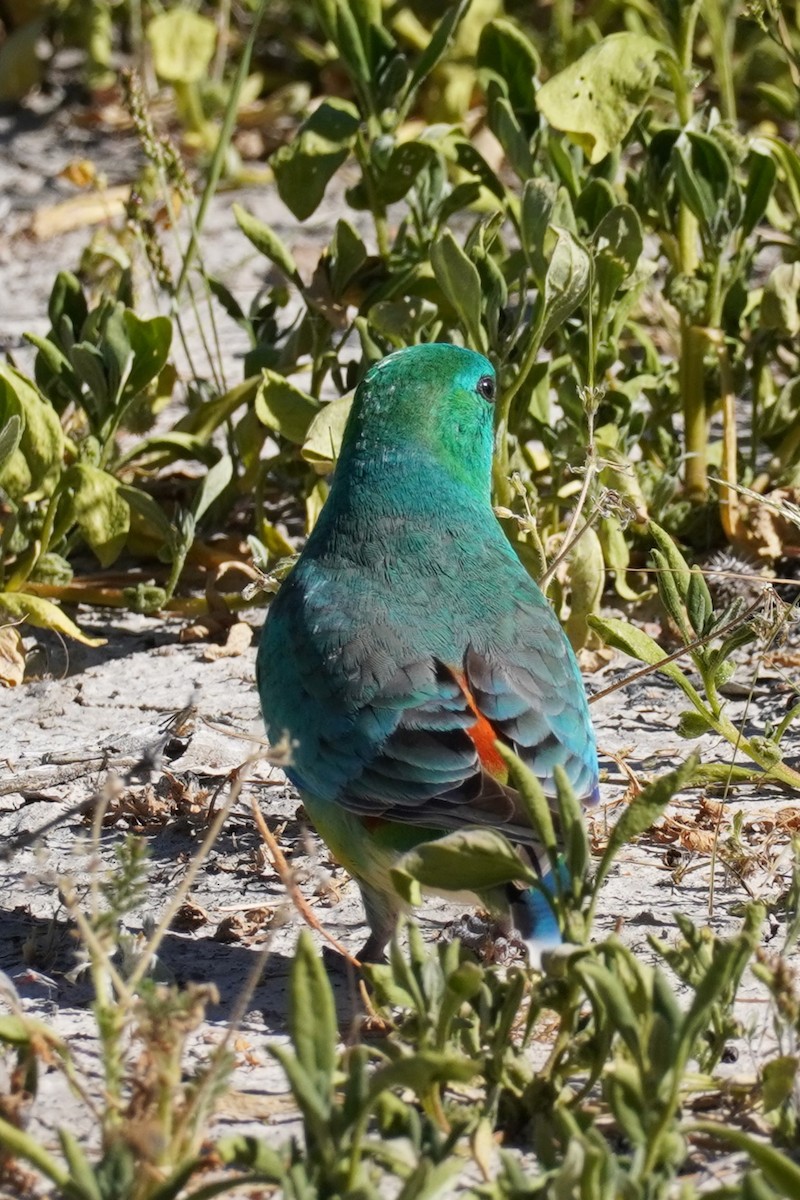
[2,104,800,1193]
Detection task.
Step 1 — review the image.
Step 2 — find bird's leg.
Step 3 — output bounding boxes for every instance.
[356,883,401,964]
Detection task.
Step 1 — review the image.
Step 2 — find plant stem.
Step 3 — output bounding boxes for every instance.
[681,324,709,500]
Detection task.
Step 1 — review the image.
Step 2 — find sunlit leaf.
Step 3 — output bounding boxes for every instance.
[536,33,661,164]
[0,592,105,646]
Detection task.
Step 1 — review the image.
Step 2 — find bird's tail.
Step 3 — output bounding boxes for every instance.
[509,859,571,969]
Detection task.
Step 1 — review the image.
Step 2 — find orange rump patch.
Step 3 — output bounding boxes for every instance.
[450,669,508,782]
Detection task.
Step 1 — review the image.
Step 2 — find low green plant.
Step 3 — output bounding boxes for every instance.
[590,520,800,790]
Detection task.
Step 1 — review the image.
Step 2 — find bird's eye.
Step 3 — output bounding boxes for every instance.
[477,375,496,402]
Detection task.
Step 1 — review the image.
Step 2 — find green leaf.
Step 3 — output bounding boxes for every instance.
[541,226,591,343]
[0,414,22,471]
[649,521,692,601]
[47,271,88,341]
[0,592,105,647]
[671,131,732,236]
[301,394,354,473]
[563,525,605,651]
[192,454,234,522]
[271,99,360,221]
[118,485,175,544]
[329,219,368,298]
[402,0,471,110]
[677,710,715,739]
[742,150,777,238]
[369,296,438,346]
[595,756,699,890]
[588,614,689,689]
[378,140,437,204]
[392,829,536,904]
[122,311,172,399]
[217,1135,285,1179]
[255,370,321,445]
[233,205,302,284]
[496,742,558,862]
[762,1056,799,1114]
[593,205,643,314]
[761,262,800,336]
[0,365,64,497]
[430,230,487,351]
[690,1123,800,1195]
[478,18,539,117]
[520,178,557,282]
[686,566,713,637]
[63,464,130,567]
[147,9,217,83]
[369,1049,479,1100]
[290,930,336,1087]
[536,33,661,164]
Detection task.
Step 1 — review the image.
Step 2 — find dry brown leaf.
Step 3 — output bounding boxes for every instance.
[678,828,717,854]
[29,185,131,239]
[0,625,25,687]
[172,899,209,931]
[58,158,98,188]
[201,621,253,661]
[578,646,615,672]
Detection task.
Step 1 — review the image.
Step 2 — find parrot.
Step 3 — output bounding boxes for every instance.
[257,343,598,964]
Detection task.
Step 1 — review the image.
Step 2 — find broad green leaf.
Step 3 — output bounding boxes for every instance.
[564,525,605,651]
[541,226,590,342]
[147,9,217,83]
[329,219,367,298]
[595,755,699,890]
[233,205,302,284]
[369,296,437,346]
[521,178,557,282]
[47,270,88,340]
[478,18,539,118]
[0,592,105,646]
[0,365,64,497]
[116,432,218,469]
[64,464,130,567]
[677,710,715,739]
[271,99,360,221]
[193,454,234,522]
[392,829,536,905]
[536,33,661,164]
[123,311,172,398]
[593,205,643,314]
[761,262,800,336]
[587,615,695,700]
[378,140,437,204]
[672,131,732,235]
[742,150,777,237]
[0,17,44,102]
[430,230,487,351]
[301,394,353,472]
[118,484,175,544]
[255,370,321,445]
[487,94,534,180]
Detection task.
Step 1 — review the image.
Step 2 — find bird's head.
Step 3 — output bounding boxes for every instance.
[340,343,497,498]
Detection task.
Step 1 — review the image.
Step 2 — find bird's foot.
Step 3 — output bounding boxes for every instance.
[445,911,525,966]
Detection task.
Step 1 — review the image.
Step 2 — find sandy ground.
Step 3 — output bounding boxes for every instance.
[2,103,800,1190]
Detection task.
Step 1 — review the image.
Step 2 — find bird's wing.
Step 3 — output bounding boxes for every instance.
[259,570,597,846]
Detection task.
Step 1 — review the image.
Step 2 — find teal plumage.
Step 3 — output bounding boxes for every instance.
[257,344,598,962]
